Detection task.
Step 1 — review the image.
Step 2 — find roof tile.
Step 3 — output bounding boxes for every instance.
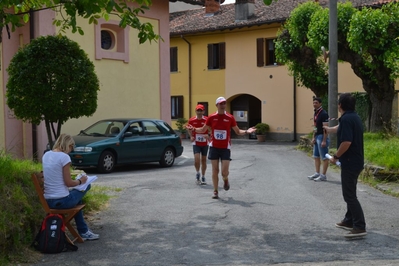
[170,0,394,36]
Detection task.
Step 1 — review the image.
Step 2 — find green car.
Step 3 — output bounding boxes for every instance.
[69,118,184,173]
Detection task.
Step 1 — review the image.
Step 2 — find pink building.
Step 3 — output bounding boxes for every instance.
[0,0,202,160]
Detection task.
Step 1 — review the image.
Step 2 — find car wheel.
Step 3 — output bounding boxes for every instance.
[159,147,175,167]
[98,151,115,173]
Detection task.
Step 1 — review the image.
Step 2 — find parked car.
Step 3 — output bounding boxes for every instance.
[69,118,184,173]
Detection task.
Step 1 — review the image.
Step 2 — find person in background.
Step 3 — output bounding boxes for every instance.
[308,97,330,182]
[187,97,256,199]
[188,104,210,185]
[324,93,366,238]
[42,133,99,241]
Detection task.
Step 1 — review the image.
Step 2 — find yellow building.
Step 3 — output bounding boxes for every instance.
[170,0,399,140]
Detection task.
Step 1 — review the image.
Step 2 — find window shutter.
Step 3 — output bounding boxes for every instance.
[207,44,213,69]
[256,38,265,67]
[219,42,226,69]
[170,47,178,72]
[177,96,183,118]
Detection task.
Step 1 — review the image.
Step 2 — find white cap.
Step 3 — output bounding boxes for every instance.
[215,96,226,105]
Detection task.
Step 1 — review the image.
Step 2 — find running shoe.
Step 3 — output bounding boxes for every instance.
[201,177,206,185]
[314,174,327,182]
[212,191,219,199]
[307,173,320,180]
[80,229,99,241]
[223,178,230,191]
[195,173,201,184]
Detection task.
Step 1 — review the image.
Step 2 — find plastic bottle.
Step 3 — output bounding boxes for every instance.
[325,154,341,166]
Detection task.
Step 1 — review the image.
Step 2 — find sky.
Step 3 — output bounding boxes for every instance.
[222,0,235,4]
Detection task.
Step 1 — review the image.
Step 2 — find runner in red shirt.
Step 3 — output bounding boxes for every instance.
[188,104,209,185]
[187,97,256,199]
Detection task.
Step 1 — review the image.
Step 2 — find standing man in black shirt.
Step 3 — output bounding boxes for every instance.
[308,97,330,181]
[325,93,366,238]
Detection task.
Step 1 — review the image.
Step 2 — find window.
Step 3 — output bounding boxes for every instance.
[171,96,184,119]
[170,47,178,72]
[256,38,276,67]
[143,121,162,136]
[95,19,129,62]
[207,42,225,70]
[101,30,114,50]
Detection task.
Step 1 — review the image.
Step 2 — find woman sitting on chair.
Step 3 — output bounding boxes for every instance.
[42,133,99,241]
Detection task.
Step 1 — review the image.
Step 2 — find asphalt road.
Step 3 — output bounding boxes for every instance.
[30,139,399,266]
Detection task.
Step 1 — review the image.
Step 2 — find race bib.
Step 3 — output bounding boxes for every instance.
[214,129,227,140]
[196,134,207,142]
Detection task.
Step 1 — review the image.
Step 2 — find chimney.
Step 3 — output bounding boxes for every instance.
[235,0,255,22]
[205,0,221,15]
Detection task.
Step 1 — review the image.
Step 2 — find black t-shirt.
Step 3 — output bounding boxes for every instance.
[314,108,329,135]
[337,111,364,171]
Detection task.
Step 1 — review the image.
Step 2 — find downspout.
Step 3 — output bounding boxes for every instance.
[30,9,38,161]
[293,77,297,142]
[181,35,192,118]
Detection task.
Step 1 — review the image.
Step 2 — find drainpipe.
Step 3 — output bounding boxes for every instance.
[293,77,297,142]
[181,35,192,118]
[30,9,38,161]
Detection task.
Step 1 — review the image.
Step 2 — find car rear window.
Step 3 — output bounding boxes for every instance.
[159,121,175,134]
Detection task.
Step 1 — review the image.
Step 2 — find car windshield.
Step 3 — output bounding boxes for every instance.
[79,121,125,136]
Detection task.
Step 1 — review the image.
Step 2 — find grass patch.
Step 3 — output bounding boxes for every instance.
[83,185,122,213]
[363,133,399,170]
[299,133,399,197]
[0,151,121,265]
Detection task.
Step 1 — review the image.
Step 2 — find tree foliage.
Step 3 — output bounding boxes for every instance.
[0,0,160,44]
[6,35,100,147]
[275,1,399,132]
[275,2,328,97]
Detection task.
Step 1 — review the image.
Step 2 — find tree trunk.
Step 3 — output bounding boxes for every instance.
[366,84,394,132]
[339,46,395,132]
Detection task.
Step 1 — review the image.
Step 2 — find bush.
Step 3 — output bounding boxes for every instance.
[0,151,118,264]
[176,118,188,134]
[254,123,270,135]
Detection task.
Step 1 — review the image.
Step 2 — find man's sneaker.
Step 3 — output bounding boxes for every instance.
[335,222,353,231]
[307,173,320,180]
[201,177,206,185]
[212,191,219,199]
[80,229,99,241]
[314,174,327,182]
[344,229,367,238]
[195,173,201,184]
[223,179,230,191]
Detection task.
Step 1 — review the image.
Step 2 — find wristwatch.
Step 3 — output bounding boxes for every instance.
[333,154,340,159]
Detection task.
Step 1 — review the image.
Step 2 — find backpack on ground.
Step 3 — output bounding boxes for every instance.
[32,213,78,253]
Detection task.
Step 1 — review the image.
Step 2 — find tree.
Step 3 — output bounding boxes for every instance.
[0,0,160,44]
[6,35,100,148]
[275,1,399,132]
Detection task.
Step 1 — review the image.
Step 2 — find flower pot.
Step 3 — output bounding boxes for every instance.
[256,134,266,142]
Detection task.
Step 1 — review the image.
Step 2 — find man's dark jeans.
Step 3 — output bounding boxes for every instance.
[341,168,366,230]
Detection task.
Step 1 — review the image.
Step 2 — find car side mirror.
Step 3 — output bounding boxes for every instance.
[123,132,133,138]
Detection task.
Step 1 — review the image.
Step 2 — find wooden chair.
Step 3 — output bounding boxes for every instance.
[31,172,85,244]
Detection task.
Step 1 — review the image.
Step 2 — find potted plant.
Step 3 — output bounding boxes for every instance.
[176,117,188,139]
[254,122,269,142]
